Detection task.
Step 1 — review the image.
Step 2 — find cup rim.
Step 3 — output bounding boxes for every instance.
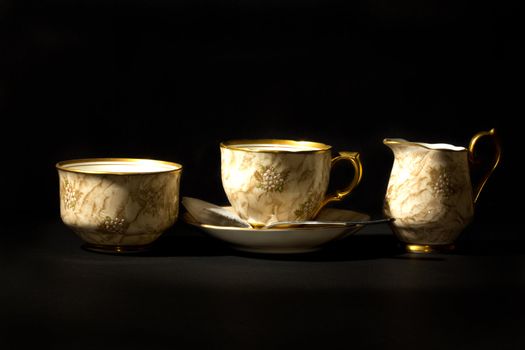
[220,139,331,153]
[56,158,183,175]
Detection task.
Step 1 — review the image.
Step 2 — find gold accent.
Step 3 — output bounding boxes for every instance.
[405,244,455,253]
[82,243,152,254]
[56,158,183,175]
[183,211,326,231]
[468,128,501,203]
[220,139,331,153]
[182,211,367,231]
[254,165,289,192]
[383,138,466,152]
[312,151,363,218]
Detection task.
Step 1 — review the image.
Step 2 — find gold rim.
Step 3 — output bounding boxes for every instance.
[220,139,331,153]
[383,138,466,152]
[182,211,367,232]
[56,158,183,175]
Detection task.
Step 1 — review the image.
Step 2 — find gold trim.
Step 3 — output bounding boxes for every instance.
[312,151,363,218]
[405,244,455,253]
[383,138,466,152]
[56,158,183,175]
[183,212,326,231]
[468,128,501,203]
[220,139,331,153]
[182,211,367,232]
[82,243,152,253]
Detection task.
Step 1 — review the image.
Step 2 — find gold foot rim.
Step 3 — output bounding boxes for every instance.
[404,244,455,254]
[82,243,153,254]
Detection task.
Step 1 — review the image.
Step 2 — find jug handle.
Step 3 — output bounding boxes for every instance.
[312,151,363,218]
[468,128,502,204]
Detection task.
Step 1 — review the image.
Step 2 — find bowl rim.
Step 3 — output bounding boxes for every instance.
[56,158,183,175]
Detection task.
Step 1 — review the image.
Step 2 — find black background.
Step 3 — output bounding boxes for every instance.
[1,0,520,227]
[1,1,523,349]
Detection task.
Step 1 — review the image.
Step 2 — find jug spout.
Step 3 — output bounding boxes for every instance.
[383,138,413,157]
[383,138,466,153]
[383,138,408,151]
[383,138,438,164]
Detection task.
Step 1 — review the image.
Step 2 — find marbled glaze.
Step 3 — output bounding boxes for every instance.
[221,140,361,227]
[384,140,474,245]
[57,159,182,249]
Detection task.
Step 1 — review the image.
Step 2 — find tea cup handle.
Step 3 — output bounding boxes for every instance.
[312,151,363,218]
[468,128,502,203]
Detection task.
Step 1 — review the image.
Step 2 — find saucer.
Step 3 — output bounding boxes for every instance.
[183,207,370,254]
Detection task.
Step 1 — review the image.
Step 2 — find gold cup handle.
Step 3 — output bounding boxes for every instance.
[312,151,363,218]
[468,128,502,204]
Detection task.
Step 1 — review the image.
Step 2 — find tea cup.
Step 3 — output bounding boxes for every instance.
[220,139,363,227]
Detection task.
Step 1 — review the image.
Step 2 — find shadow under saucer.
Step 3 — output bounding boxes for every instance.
[230,233,404,262]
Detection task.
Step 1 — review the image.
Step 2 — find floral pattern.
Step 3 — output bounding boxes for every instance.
[430,168,459,198]
[136,187,163,215]
[254,165,289,193]
[98,216,128,234]
[62,180,82,211]
[294,193,319,219]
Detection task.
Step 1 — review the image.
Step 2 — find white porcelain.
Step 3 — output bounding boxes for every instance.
[57,158,183,253]
[181,196,251,228]
[220,139,363,227]
[383,129,501,252]
[184,207,370,254]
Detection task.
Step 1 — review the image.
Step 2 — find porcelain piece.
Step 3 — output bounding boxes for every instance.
[57,158,182,253]
[383,129,501,252]
[181,196,251,228]
[183,196,389,228]
[220,139,363,227]
[184,207,370,254]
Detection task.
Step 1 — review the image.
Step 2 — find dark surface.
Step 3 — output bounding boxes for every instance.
[2,220,525,349]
